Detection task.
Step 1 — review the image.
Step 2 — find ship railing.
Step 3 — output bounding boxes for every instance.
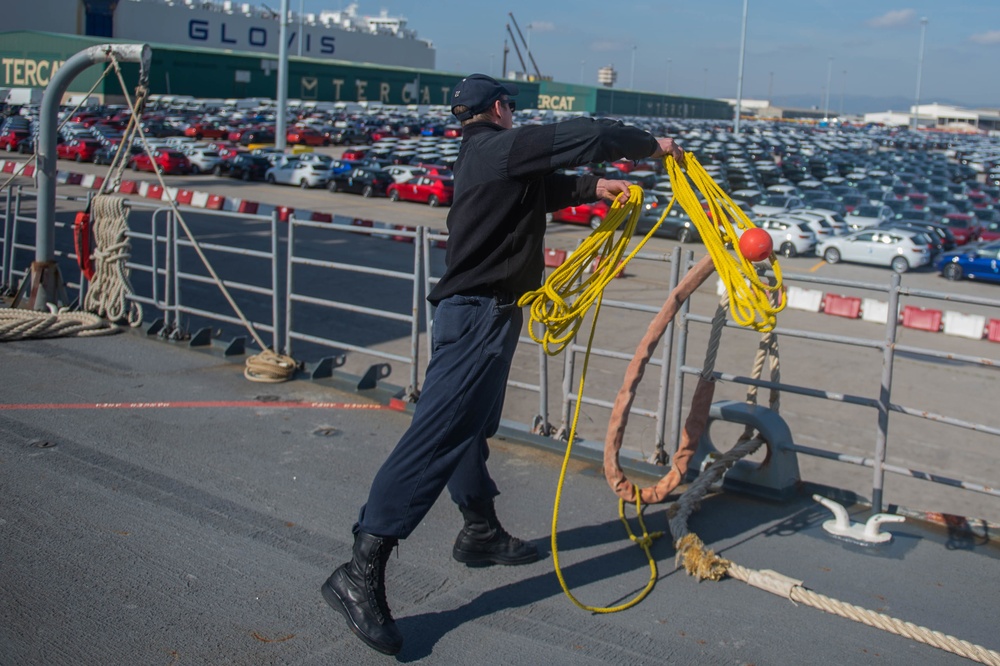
[3,187,998,522]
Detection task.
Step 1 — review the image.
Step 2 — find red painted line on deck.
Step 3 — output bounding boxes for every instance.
[0,401,388,411]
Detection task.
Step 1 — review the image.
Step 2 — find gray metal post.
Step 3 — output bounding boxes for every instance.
[271,210,281,352]
[653,246,682,464]
[2,186,11,288]
[31,43,150,309]
[733,0,749,133]
[275,0,290,151]
[408,226,423,398]
[912,17,929,131]
[872,271,901,512]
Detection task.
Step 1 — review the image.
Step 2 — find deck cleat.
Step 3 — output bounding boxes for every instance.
[813,494,905,544]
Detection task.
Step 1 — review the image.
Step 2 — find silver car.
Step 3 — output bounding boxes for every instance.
[818,228,933,273]
[754,217,818,258]
[264,160,330,189]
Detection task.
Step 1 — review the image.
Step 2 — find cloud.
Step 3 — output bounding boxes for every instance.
[865,9,915,29]
[970,30,1000,45]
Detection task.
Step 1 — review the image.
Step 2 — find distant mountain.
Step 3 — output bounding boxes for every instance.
[770,94,998,117]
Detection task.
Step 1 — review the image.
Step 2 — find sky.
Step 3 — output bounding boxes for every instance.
[300,0,1000,113]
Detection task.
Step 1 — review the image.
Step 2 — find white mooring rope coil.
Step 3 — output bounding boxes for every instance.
[85,195,143,327]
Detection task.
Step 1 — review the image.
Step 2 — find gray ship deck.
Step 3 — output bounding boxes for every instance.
[2,331,997,665]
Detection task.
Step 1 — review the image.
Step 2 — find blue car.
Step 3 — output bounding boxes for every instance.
[934,241,1000,283]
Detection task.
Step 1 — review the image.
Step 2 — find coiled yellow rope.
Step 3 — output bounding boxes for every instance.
[524,153,786,613]
[668,154,786,331]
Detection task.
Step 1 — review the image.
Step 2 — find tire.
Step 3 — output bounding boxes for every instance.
[891,256,909,273]
[677,227,692,244]
[266,174,276,184]
[362,185,374,198]
[213,165,223,176]
[5,143,12,152]
[75,153,82,162]
[428,195,440,207]
[190,165,200,175]
[778,241,798,258]
[242,171,251,182]
[389,189,400,202]
[300,179,309,189]
[942,262,963,281]
[822,247,840,263]
[131,161,139,172]
[589,215,602,229]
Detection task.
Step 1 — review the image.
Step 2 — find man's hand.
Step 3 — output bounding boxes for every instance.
[596,178,634,206]
[650,137,685,165]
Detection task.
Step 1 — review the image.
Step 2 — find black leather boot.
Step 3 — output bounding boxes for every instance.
[321,531,403,655]
[452,498,539,566]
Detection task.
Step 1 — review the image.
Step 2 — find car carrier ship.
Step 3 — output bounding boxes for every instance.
[4,0,435,69]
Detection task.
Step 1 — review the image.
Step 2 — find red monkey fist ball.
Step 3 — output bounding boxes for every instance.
[739,227,773,262]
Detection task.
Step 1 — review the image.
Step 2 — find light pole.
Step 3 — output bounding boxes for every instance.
[840,69,847,117]
[630,45,637,89]
[823,56,833,120]
[733,0,749,133]
[912,16,928,131]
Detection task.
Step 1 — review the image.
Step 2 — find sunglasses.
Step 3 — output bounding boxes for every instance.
[502,99,516,112]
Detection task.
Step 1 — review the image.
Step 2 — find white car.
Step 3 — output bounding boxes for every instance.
[846,204,894,231]
[818,228,933,273]
[751,194,803,216]
[777,212,837,241]
[183,147,221,174]
[385,164,428,184]
[754,217,818,258]
[264,160,329,188]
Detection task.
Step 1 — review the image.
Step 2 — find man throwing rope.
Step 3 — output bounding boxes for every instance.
[321,73,684,655]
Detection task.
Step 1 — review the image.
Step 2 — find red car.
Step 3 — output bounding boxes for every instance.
[184,123,228,140]
[287,127,328,146]
[57,138,102,162]
[0,129,30,153]
[550,201,611,229]
[941,213,982,245]
[341,147,370,161]
[131,149,192,175]
[386,175,454,207]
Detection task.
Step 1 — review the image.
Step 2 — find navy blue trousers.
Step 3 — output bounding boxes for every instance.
[358,293,523,539]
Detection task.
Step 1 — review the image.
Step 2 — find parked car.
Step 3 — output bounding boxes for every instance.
[92,143,141,166]
[386,175,454,207]
[239,128,276,146]
[287,127,328,146]
[751,194,804,217]
[219,153,271,181]
[0,128,30,152]
[131,149,192,175]
[754,217,818,257]
[329,167,393,197]
[933,241,1000,283]
[817,228,933,273]
[980,220,1000,242]
[56,138,102,162]
[183,123,227,140]
[939,213,982,245]
[633,200,701,243]
[550,200,611,229]
[183,147,222,174]
[264,160,329,188]
[384,164,428,184]
[330,127,371,145]
[847,204,893,230]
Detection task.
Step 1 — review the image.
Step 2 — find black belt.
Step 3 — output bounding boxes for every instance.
[463,287,517,305]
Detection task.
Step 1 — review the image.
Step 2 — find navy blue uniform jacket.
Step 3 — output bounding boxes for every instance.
[427,117,658,304]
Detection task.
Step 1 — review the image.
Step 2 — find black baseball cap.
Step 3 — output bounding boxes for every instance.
[450,74,520,121]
